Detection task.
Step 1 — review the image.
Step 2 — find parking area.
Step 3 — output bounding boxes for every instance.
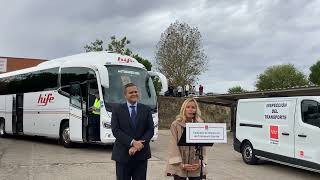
[0,130,319,180]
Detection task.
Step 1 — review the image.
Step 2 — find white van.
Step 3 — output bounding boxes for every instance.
[234,96,320,172]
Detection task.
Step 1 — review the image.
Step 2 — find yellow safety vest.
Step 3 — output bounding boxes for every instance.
[93,98,100,115]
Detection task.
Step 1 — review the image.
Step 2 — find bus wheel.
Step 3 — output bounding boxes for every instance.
[241,141,258,165]
[0,120,6,138]
[61,122,73,148]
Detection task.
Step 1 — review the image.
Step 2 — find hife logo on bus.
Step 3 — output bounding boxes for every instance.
[38,93,55,106]
[118,57,134,63]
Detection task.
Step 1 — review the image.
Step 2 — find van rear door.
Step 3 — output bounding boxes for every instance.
[295,98,320,168]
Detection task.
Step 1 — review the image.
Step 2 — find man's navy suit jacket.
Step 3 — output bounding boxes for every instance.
[111,103,154,163]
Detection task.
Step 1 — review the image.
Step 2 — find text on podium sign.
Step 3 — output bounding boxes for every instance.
[186,123,227,143]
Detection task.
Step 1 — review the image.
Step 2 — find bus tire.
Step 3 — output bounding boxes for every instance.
[60,122,73,148]
[241,141,258,165]
[0,119,7,138]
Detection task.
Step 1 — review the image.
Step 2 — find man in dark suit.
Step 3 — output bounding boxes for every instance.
[111,83,154,180]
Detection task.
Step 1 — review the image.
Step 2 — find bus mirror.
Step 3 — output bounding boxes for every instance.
[97,66,109,88]
[148,71,168,95]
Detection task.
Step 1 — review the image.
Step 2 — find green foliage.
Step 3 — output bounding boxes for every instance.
[309,60,320,85]
[152,76,162,95]
[84,39,104,52]
[107,36,132,56]
[228,86,246,94]
[256,64,309,90]
[132,54,152,71]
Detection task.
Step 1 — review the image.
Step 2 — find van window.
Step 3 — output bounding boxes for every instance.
[301,100,320,128]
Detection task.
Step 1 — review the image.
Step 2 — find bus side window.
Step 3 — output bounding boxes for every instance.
[60,67,96,94]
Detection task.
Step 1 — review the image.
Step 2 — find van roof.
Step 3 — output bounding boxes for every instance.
[195,86,320,107]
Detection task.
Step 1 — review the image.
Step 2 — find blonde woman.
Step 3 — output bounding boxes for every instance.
[166,98,207,180]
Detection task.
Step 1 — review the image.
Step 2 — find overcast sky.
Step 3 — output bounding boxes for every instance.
[1,0,320,93]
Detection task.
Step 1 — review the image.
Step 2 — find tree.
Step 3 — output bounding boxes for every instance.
[132,54,152,71]
[84,39,103,52]
[155,21,208,87]
[256,64,309,90]
[228,86,246,94]
[107,36,132,56]
[151,76,162,95]
[309,60,320,85]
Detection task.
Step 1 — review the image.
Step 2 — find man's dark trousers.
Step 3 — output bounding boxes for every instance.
[116,159,148,180]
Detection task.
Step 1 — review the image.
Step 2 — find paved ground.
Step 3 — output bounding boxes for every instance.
[0,130,319,180]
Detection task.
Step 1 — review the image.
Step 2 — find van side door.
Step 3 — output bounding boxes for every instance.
[295,99,320,167]
[263,99,296,158]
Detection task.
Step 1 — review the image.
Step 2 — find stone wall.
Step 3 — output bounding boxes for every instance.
[158,96,231,129]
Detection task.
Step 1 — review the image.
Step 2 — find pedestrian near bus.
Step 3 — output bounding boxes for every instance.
[199,85,203,96]
[185,84,190,97]
[177,85,183,97]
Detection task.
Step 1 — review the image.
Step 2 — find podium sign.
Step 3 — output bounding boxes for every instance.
[186,123,227,143]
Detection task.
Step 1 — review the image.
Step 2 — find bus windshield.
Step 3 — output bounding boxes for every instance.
[103,65,157,111]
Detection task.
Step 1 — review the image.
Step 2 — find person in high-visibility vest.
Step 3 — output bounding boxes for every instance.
[92,96,101,115]
[89,89,100,141]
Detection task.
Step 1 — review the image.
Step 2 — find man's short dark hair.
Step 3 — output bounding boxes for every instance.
[123,83,137,94]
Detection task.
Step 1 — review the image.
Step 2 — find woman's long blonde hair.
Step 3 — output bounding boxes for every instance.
[176,98,202,122]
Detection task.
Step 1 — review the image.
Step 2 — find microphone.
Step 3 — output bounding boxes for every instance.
[193,113,197,122]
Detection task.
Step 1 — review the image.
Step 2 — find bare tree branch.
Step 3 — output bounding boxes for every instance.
[155,21,208,87]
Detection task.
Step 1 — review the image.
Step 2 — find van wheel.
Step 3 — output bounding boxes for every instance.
[241,142,258,165]
[60,122,73,148]
[0,120,7,138]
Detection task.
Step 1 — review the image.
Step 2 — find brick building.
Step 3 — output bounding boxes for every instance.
[0,56,46,74]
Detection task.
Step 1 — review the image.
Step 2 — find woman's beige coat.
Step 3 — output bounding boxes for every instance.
[165,119,207,178]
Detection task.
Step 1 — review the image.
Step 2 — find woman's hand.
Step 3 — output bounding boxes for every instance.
[180,163,200,172]
[180,163,191,171]
[189,163,200,171]
[196,116,203,122]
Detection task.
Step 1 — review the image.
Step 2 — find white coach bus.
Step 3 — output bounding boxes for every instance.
[0,52,167,147]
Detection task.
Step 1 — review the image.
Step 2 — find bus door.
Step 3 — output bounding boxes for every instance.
[87,80,101,142]
[12,94,23,134]
[69,83,87,142]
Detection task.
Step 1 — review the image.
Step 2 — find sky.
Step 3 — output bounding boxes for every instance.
[1,0,320,93]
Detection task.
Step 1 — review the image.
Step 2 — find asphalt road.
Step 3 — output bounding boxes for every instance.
[0,131,319,180]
